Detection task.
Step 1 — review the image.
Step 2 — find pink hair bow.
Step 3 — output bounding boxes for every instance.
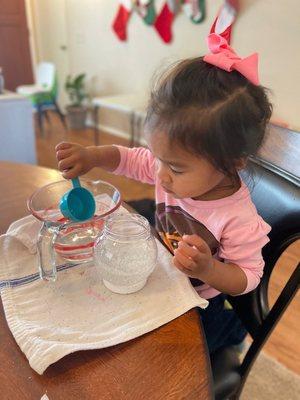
[203,33,259,85]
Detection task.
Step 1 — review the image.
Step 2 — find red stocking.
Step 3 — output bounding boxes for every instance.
[112,0,133,41]
[210,0,239,44]
[154,1,180,44]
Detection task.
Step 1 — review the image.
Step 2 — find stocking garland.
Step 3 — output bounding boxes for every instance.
[112,0,236,44]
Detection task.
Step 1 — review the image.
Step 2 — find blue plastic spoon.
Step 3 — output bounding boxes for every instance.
[60,178,96,222]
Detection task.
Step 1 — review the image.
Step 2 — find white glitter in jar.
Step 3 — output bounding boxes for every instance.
[93,214,157,293]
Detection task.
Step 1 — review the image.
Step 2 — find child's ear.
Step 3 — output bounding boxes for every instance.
[235,158,247,170]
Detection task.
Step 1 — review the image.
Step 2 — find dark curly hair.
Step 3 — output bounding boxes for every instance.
[144,57,273,176]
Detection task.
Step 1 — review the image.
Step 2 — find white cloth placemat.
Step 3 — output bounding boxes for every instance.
[0,214,208,374]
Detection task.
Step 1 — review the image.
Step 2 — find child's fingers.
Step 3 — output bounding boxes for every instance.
[182,234,210,253]
[177,240,199,258]
[173,257,194,276]
[62,164,81,179]
[55,142,72,152]
[174,248,195,270]
[178,241,207,266]
[56,149,72,161]
[58,156,78,172]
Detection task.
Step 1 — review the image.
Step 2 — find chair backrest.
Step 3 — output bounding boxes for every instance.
[226,159,300,397]
[229,159,300,337]
[36,62,55,90]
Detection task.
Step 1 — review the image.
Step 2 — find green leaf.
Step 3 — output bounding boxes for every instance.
[64,73,87,106]
[74,73,86,87]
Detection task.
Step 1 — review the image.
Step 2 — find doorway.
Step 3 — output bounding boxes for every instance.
[0,0,34,91]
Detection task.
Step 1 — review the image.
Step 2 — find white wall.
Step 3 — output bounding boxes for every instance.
[234,0,300,130]
[31,0,300,128]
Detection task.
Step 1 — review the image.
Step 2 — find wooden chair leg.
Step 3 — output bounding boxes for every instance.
[36,104,44,136]
[53,100,67,130]
[44,110,51,126]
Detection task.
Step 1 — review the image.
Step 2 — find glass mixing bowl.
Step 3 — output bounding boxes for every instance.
[28,179,121,281]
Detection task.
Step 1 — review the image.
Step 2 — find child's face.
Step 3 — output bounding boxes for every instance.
[147,131,229,200]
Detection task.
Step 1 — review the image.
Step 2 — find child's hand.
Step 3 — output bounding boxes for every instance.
[55,142,95,179]
[173,234,214,280]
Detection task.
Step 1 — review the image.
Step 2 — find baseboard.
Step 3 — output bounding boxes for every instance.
[86,118,147,145]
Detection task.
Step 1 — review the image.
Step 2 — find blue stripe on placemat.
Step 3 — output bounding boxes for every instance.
[0,262,82,290]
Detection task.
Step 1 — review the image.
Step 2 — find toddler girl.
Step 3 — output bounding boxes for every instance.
[56,33,272,354]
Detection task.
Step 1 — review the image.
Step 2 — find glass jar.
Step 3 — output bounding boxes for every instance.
[94,213,157,294]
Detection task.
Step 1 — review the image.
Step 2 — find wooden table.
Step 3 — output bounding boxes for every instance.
[0,162,213,400]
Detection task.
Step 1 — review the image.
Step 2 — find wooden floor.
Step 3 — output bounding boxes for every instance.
[35,113,300,375]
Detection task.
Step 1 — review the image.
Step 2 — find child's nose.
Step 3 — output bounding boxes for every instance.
[157,164,171,185]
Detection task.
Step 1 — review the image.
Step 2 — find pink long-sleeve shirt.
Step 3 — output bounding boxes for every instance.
[113,146,271,299]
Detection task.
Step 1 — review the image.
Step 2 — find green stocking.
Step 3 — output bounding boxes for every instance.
[136,0,156,25]
[182,0,206,24]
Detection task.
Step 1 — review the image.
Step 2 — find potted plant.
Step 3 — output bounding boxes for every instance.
[65,73,88,130]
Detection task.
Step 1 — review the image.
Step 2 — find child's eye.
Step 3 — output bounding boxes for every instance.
[169,166,184,174]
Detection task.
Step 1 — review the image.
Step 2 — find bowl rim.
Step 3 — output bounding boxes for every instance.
[27,178,122,223]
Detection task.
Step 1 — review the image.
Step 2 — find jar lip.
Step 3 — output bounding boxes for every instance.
[104,213,151,239]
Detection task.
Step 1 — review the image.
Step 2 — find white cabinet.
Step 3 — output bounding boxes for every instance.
[0,92,36,164]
